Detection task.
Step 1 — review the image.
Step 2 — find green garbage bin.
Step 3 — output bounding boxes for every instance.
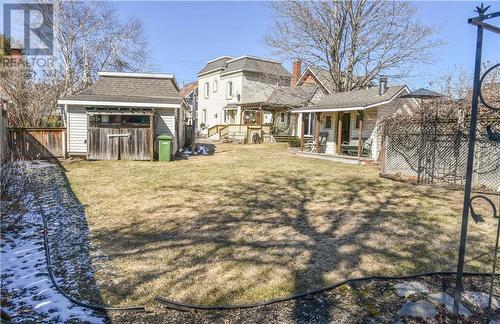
[158,134,173,161]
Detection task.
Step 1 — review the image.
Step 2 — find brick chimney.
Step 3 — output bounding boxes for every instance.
[291,60,302,87]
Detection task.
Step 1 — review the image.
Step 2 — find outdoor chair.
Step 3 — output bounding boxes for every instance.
[311,136,328,153]
[341,138,372,156]
[304,139,315,151]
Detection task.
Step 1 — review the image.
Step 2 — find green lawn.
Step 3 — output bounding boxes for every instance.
[64,143,497,307]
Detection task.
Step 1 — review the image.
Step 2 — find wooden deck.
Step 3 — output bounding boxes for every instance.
[296,151,373,165]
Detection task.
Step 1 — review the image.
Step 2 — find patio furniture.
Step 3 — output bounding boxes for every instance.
[341,138,372,156]
[304,139,315,151]
[311,135,328,153]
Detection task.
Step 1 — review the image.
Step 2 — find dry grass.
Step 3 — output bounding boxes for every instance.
[64,143,498,307]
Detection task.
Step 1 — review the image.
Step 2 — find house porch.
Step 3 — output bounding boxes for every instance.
[295,108,379,161]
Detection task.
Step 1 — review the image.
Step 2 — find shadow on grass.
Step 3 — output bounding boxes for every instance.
[37,165,110,320]
[80,155,499,323]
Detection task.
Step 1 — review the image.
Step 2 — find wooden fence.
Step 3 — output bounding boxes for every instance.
[7,127,66,160]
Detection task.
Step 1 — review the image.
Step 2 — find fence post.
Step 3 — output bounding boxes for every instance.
[62,129,67,159]
[380,133,386,174]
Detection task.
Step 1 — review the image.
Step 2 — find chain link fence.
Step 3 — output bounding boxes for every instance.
[381,117,500,191]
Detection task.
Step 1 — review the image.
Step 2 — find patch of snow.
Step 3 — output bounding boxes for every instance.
[463,291,500,311]
[398,300,436,319]
[1,207,105,322]
[394,281,430,297]
[427,292,472,317]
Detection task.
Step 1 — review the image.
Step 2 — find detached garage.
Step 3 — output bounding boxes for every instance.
[58,72,188,160]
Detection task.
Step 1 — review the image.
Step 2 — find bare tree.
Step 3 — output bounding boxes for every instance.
[437,64,472,100]
[0,1,150,127]
[47,0,151,95]
[265,1,441,92]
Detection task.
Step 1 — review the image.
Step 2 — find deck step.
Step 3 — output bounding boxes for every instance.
[273,135,297,142]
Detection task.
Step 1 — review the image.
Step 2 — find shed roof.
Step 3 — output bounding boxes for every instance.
[293,85,408,113]
[266,85,317,107]
[59,72,183,107]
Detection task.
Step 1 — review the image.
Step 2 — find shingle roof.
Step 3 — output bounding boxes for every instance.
[266,85,317,107]
[197,56,234,76]
[294,85,407,112]
[180,81,198,97]
[222,57,291,77]
[61,73,183,105]
[400,88,444,98]
[198,56,291,77]
[305,67,335,92]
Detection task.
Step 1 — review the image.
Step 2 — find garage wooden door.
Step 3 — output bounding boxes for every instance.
[88,127,151,160]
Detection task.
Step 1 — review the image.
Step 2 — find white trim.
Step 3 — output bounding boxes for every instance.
[197,67,226,77]
[226,55,281,64]
[98,72,174,79]
[97,72,181,91]
[206,55,234,64]
[291,86,409,113]
[57,100,181,108]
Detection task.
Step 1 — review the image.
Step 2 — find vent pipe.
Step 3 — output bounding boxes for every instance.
[379,77,388,95]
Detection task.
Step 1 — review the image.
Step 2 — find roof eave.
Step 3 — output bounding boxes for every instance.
[57,99,182,108]
[291,86,408,113]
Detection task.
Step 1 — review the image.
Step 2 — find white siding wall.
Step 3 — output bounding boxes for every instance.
[68,105,88,154]
[197,71,242,132]
[320,112,336,154]
[241,72,280,104]
[156,108,177,152]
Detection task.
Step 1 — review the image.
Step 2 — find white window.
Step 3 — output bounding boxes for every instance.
[213,80,218,92]
[226,81,233,99]
[202,109,207,123]
[280,112,285,123]
[204,82,209,98]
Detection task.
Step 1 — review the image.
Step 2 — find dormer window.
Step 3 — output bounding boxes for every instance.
[204,82,209,98]
[213,80,218,92]
[226,81,233,99]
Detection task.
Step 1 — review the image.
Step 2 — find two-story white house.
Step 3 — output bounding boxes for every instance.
[196,55,292,142]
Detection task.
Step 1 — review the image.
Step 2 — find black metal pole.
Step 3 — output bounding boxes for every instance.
[452,13,484,323]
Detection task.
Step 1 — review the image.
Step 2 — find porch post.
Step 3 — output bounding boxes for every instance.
[357,111,364,160]
[337,112,343,155]
[149,112,154,161]
[315,112,321,152]
[300,113,305,151]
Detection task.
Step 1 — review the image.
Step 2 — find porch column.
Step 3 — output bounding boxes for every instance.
[315,112,321,152]
[300,113,305,151]
[337,112,343,155]
[237,106,241,124]
[357,111,364,160]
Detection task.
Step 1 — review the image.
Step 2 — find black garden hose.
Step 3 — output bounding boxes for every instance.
[38,203,146,313]
[36,200,500,315]
[155,271,499,312]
